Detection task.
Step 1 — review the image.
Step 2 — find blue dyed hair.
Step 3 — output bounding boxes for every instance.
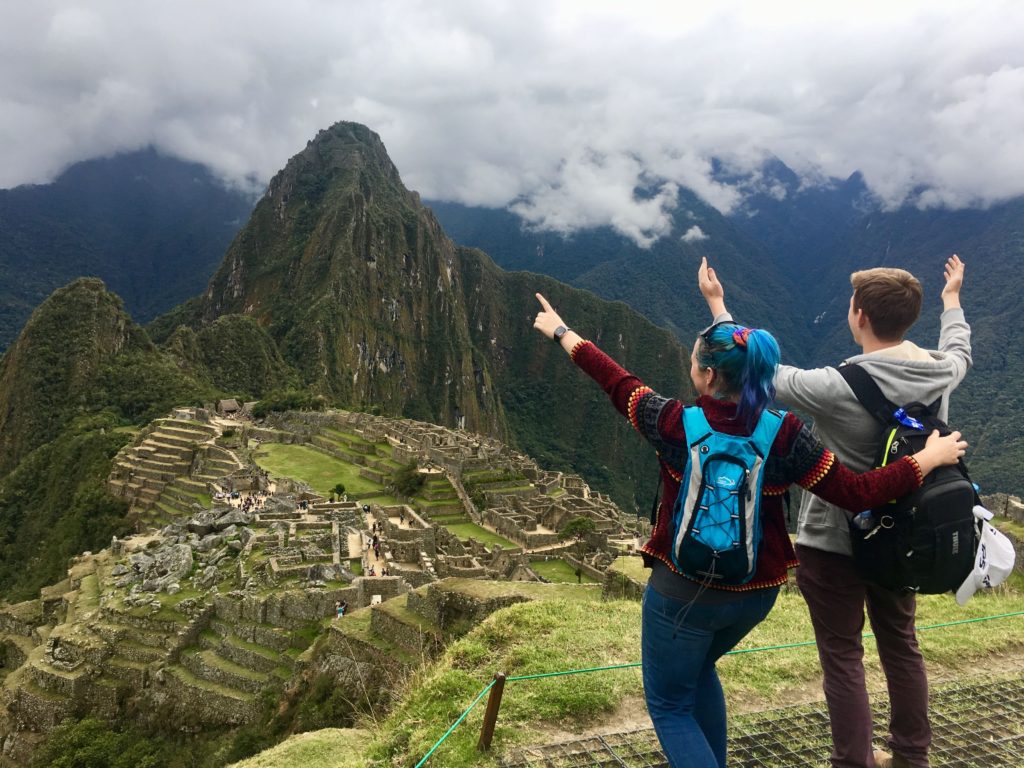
[696,322,780,429]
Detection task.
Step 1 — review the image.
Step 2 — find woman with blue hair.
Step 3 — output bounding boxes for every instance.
[532,268,966,768]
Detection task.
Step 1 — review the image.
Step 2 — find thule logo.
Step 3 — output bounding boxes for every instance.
[951,531,959,555]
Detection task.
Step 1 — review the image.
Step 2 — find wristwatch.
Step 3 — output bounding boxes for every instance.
[553,325,571,343]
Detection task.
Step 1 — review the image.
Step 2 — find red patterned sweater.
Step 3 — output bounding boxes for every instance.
[571,340,924,591]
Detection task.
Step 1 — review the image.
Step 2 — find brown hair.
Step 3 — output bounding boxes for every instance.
[849,268,923,341]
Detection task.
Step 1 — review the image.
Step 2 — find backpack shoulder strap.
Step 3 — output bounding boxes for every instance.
[837,364,898,426]
[682,405,714,448]
[749,408,786,457]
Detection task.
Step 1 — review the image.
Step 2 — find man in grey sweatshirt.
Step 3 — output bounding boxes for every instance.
[698,255,971,768]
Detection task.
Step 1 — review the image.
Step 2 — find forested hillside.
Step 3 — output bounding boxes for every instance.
[430,178,1024,496]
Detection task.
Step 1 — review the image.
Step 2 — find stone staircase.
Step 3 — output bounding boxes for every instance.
[108,417,219,518]
[162,615,306,724]
[108,415,250,530]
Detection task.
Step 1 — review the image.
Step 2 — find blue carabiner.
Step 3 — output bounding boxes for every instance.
[893,408,924,430]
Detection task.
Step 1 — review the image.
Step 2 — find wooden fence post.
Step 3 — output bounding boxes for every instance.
[477,672,507,751]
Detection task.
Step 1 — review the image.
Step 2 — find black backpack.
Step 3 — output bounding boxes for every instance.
[838,364,978,594]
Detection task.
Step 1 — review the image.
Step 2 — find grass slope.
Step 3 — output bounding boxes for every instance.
[237,573,1024,768]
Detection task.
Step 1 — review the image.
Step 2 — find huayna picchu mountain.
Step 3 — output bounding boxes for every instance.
[193,122,507,434]
[151,121,694,506]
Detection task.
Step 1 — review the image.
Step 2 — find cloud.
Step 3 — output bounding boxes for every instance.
[681,226,708,243]
[2,1,1024,244]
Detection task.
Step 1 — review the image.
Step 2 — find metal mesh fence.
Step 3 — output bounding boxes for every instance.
[501,675,1024,767]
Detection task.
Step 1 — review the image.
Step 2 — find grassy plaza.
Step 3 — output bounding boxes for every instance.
[255,443,389,498]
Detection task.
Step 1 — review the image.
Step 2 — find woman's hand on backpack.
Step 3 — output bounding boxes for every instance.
[698,257,727,317]
[912,429,968,476]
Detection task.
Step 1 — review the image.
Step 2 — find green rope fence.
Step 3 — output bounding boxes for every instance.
[413,609,1024,766]
[413,678,496,768]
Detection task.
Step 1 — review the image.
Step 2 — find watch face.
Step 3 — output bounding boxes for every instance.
[554,325,567,340]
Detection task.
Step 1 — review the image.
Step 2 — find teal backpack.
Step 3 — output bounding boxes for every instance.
[670,406,785,585]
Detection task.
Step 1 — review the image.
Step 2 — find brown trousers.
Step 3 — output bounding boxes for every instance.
[796,544,931,768]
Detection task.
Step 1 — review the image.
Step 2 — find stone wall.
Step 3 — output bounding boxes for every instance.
[0,603,39,639]
[311,622,412,711]
[356,576,408,607]
[563,553,608,582]
[0,638,30,671]
[10,685,75,730]
[405,586,530,634]
[395,569,434,588]
[982,493,1024,524]
[369,606,442,658]
[150,668,259,726]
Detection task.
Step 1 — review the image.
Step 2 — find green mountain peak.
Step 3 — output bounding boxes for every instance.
[0,277,150,475]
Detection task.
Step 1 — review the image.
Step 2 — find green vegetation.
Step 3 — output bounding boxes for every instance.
[192,315,297,398]
[254,444,383,496]
[558,516,597,541]
[391,462,426,498]
[367,598,641,766]
[243,577,1024,768]
[0,412,131,599]
[530,558,599,584]
[251,390,327,419]
[29,717,167,768]
[227,729,368,768]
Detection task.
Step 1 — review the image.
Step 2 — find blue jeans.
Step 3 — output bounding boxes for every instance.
[642,583,779,768]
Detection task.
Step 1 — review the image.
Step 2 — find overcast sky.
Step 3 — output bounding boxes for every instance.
[2,1,1023,245]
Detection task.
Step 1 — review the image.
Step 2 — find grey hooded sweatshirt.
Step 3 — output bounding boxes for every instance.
[774,308,972,555]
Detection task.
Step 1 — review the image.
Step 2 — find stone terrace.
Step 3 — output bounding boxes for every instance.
[107,409,248,530]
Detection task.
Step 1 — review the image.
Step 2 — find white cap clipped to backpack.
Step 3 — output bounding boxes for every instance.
[955,506,1017,606]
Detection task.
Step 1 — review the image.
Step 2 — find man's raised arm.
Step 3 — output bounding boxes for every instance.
[698,256,849,419]
[938,254,972,386]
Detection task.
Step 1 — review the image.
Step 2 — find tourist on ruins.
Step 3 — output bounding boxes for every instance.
[368,565,376,577]
[531,290,967,768]
[700,256,970,768]
[335,600,347,619]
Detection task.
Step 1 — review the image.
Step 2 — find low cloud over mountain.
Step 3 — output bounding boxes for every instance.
[3,1,1024,245]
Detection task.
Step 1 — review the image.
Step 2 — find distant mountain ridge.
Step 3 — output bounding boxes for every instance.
[0,148,255,351]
